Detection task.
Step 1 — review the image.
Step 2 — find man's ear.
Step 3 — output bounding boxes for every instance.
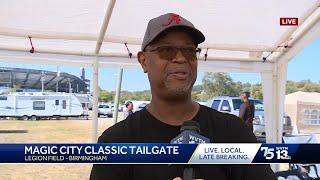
[138,51,148,73]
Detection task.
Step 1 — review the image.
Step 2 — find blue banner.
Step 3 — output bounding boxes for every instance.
[252,144,320,163]
[1,143,320,163]
[0,144,197,163]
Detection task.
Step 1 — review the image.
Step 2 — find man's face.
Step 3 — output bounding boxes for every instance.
[138,30,198,100]
[127,103,133,111]
[240,94,246,101]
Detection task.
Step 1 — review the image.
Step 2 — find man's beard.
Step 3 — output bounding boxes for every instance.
[163,79,194,100]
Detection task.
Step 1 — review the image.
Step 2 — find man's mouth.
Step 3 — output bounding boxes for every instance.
[168,71,189,79]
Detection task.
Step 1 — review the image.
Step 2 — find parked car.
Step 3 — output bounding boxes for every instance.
[123,100,150,113]
[98,104,113,117]
[253,115,293,136]
[133,102,149,112]
[205,96,293,136]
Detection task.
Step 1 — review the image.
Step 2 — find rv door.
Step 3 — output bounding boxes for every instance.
[54,99,62,115]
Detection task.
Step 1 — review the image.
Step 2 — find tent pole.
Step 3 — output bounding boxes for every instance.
[273,0,320,50]
[91,0,116,143]
[275,63,287,143]
[261,62,288,172]
[91,57,99,143]
[261,72,277,143]
[113,68,123,124]
[269,7,320,62]
[261,72,278,172]
[94,0,116,54]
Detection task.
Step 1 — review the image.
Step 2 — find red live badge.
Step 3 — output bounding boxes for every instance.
[280,18,298,26]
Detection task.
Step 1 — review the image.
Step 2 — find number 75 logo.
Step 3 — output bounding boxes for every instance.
[260,147,274,160]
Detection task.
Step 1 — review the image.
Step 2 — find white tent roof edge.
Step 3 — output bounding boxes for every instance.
[0,28,276,52]
[0,49,273,73]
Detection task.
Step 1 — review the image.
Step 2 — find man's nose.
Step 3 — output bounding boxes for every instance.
[171,50,187,63]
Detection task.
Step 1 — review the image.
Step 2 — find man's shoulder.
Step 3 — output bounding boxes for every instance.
[239,102,247,108]
[199,105,257,142]
[200,105,242,125]
[98,110,144,143]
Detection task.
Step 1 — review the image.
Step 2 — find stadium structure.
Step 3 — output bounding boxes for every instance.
[0,67,90,94]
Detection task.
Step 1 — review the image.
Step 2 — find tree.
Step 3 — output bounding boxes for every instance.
[250,84,263,100]
[202,72,216,99]
[296,80,311,89]
[242,82,251,93]
[234,81,243,95]
[192,85,203,91]
[285,80,320,94]
[202,72,239,98]
[286,80,298,94]
[301,83,320,92]
[99,90,113,102]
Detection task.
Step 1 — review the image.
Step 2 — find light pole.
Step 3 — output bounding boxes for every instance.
[41,71,45,92]
[56,66,60,92]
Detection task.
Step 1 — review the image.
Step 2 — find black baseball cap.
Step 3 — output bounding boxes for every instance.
[141,13,205,50]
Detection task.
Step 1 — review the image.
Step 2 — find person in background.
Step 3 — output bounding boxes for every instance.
[239,91,255,132]
[123,101,133,119]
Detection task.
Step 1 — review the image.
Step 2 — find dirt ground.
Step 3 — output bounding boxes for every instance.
[0,115,117,180]
[0,115,319,179]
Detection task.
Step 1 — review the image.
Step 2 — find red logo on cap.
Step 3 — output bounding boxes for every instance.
[162,13,181,26]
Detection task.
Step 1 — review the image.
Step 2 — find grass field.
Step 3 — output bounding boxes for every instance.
[0,116,117,180]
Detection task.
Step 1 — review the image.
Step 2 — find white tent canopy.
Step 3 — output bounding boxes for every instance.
[1,0,319,65]
[1,0,320,155]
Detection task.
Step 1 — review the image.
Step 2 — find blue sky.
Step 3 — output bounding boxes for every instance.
[1,38,319,92]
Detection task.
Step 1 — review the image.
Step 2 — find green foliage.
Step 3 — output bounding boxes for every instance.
[250,84,263,100]
[192,85,203,91]
[99,90,113,102]
[199,74,320,101]
[99,89,151,104]
[98,76,320,103]
[286,80,299,94]
[202,72,239,98]
[286,80,320,93]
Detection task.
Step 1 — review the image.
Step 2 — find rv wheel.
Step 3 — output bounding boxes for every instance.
[31,116,37,121]
[22,116,29,121]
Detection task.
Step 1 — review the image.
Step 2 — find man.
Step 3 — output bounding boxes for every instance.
[123,101,133,119]
[90,13,276,180]
[239,92,255,132]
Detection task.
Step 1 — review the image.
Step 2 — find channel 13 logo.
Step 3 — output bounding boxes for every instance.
[260,147,291,160]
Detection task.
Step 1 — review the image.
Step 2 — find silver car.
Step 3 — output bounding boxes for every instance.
[253,115,293,136]
[205,96,293,136]
[98,104,113,117]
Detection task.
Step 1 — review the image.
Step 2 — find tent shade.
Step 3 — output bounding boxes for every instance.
[1,0,319,66]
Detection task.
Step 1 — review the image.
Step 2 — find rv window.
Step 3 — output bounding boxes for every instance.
[0,96,7,100]
[62,100,66,109]
[33,101,45,110]
[55,100,59,105]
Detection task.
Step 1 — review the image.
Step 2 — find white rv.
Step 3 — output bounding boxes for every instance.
[0,92,88,120]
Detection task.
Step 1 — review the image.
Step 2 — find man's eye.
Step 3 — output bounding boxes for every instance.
[159,47,174,52]
[184,48,196,53]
